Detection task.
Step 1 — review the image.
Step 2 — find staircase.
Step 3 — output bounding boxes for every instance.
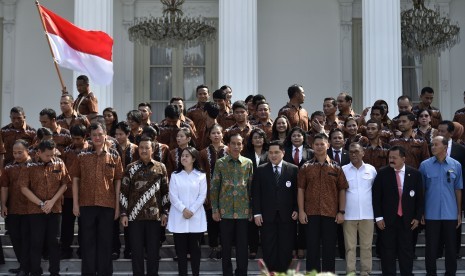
[1,219,465,275]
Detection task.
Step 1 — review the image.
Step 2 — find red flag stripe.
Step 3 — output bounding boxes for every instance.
[39,5,113,62]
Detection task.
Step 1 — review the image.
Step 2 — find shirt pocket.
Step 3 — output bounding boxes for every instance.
[105,162,116,180]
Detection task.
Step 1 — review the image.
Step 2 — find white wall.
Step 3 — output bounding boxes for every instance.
[257,0,341,118]
[449,0,465,116]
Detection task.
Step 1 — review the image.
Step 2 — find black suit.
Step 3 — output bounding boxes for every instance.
[252,161,299,272]
[327,147,350,166]
[283,146,314,168]
[372,165,424,276]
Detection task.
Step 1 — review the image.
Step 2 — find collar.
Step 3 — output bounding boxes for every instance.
[182,168,201,176]
[293,145,303,152]
[448,139,453,148]
[332,147,342,153]
[271,160,283,169]
[140,159,156,166]
[348,161,365,170]
[433,155,450,164]
[395,165,406,173]
[226,154,246,164]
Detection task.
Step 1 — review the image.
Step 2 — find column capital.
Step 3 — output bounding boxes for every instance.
[2,0,17,33]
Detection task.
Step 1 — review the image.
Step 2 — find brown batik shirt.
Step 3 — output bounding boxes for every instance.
[71,146,124,209]
[278,103,309,131]
[116,141,139,169]
[252,119,273,141]
[56,112,90,130]
[412,103,442,129]
[157,121,198,150]
[0,158,33,215]
[217,111,236,130]
[0,123,36,167]
[389,133,430,169]
[52,125,73,155]
[73,92,98,115]
[362,140,391,171]
[224,123,255,151]
[120,159,170,221]
[199,145,228,210]
[62,141,90,198]
[18,156,71,214]
[186,103,206,133]
[297,156,349,218]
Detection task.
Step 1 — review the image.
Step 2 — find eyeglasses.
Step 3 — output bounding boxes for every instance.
[447,171,451,183]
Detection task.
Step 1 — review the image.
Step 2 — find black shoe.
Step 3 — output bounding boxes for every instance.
[173,255,178,261]
[457,253,462,259]
[111,252,120,260]
[209,248,218,260]
[9,268,21,274]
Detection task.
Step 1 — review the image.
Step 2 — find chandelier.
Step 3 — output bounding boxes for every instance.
[128,0,216,48]
[401,0,460,57]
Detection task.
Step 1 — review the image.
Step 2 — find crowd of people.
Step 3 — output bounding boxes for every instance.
[0,74,464,276]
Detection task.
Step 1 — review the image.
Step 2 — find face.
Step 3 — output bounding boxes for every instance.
[38,148,55,163]
[291,131,304,147]
[138,106,151,121]
[379,104,388,115]
[10,112,26,129]
[76,79,89,95]
[197,88,209,103]
[176,130,191,147]
[126,117,140,131]
[323,100,337,116]
[345,120,358,136]
[209,127,223,144]
[171,100,184,113]
[388,150,405,170]
[181,149,195,168]
[330,131,344,149]
[115,128,129,145]
[39,115,54,129]
[90,126,106,148]
[418,111,431,127]
[312,138,329,156]
[437,124,452,140]
[60,96,73,113]
[397,99,412,113]
[366,123,379,140]
[256,104,270,120]
[420,92,434,106]
[431,137,447,157]
[349,145,364,166]
[268,145,284,165]
[251,132,264,147]
[293,87,305,104]
[275,118,288,133]
[12,143,29,163]
[312,115,325,128]
[71,135,86,147]
[214,98,226,110]
[233,107,248,123]
[337,95,351,111]
[247,100,255,115]
[138,140,153,161]
[397,115,413,132]
[370,109,383,121]
[228,135,243,158]
[103,111,115,125]
[224,87,232,101]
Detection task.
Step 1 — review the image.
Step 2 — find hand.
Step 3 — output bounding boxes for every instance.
[458,214,462,229]
[61,86,68,94]
[73,203,80,217]
[410,219,419,230]
[1,206,7,218]
[421,215,425,225]
[42,200,55,214]
[114,205,120,220]
[291,211,298,221]
[376,220,385,230]
[121,216,128,227]
[204,197,211,207]
[161,214,168,226]
[254,215,263,227]
[361,107,371,117]
[335,212,344,224]
[212,211,221,222]
[182,208,194,219]
[298,210,308,224]
[311,119,324,133]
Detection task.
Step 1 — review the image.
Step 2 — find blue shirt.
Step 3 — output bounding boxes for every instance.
[419,156,463,220]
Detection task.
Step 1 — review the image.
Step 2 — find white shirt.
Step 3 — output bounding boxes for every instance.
[447,138,452,157]
[167,169,207,233]
[375,164,405,222]
[342,162,377,220]
[293,145,303,163]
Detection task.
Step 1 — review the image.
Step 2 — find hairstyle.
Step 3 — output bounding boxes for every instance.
[70,124,87,137]
[268,140,285,151]
[252,94,266,106]
[76,75,89,84]
[203,101,220,119]
[256,102,270,110]
[164,104,181,119]
[389,145,406,157]
[208,123,223,136]
[365,119,381,130]
[220,85,231,91]
[142,125,159,141]
[313,132,329,143]
[338,92,353,103]
[89,122,107,134]
[232,100,247,112]
[213,89,227,100]
[228,132,243,144]
[38,139,56,151]
[103,107,119,136]
[373,99,388,109]
[174,147,204,174]
[169,97,183,104]
[177,127,196,148]
[436,136,449,146]
[271,115,291,140]
[196,84,209,94]
[247,128,269,152]
[36,127,53,140]
[14,139,30,149]
[310,110,326,120]
[287,84,303,99]
[344,116,358,127]
[398,111,416,122]
[371,105,386,116]
[39,108,57,120]
[126,110,143,125]
[329,128,344,140]
[397,95,411,103]
[417,108,432,119]
[438,120,455,134]
[10,106,25,116]
[349,142,363,151]
[421,86,434,95]
[324,97,337,107]
[115,121,131,135]
[61,94,74,102]
[285,126,308,148]
[138,102,152,111]
[139,136,155,151]
[244,95,254,103]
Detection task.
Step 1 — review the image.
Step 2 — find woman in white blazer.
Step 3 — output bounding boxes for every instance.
[167,147,207,276]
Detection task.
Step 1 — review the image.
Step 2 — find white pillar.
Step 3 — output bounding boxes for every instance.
[1,0,17,126]
[339,0,354,94]
[219,0,257,102]
[362,0,402,112]
[118,0,135,115]
[437,0,452,118]
[74,0,113,112]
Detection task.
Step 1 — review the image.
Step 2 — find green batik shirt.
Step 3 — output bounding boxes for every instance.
[210,155,253,219]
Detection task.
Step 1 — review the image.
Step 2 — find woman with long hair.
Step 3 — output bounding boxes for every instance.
[343,117,369,150]
[169,127,196,176]
[103,107,118,137]
[271,115,291,143]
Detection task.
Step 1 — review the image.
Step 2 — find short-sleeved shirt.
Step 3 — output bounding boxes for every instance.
[117,142,139,168]
[71,146,124,209]
[56,112,90,130]
[18,157,71,214]
[0,123,36,166]
[210,155,253,219]
[52,125,73,155]
[278,103,309,131]
[186,103,206,133]
[199,144,228,210]
[389,134,430,169]
[420,156,463,220]
[217,111,236,130]
[73,92,98,115]
[412,104,442,129]
[0,159,33,214]
[413,127,438,145]
[362,141,390,171]
[62,142,90,198]
[297,156,349,218]
[252,119,273,141]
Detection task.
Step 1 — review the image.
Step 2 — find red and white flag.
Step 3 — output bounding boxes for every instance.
[39,5,113,85]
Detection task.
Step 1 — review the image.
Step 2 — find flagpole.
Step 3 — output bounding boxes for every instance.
[35,0,66,93]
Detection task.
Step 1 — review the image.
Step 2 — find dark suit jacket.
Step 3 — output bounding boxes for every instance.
[244,150,269,169]
[327,147,350,166]
[252,161,299,223]
[450,141,465,209]
[372,165,424,228]
[283,146,314,168]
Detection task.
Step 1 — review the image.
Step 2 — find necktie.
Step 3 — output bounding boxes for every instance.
[274,165,280,184]
[334,150,341,164]
[294,148,300,165]
[395,170,403,216]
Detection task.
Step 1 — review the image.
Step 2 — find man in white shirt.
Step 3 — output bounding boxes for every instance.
[342,142,377,275]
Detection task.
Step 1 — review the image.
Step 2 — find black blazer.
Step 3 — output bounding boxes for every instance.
[450,141,465,209]
[252,161,299,223]
[372,165,424,228]
[283,146,314,168]
[244,150,269,169]
[327,147,350,166]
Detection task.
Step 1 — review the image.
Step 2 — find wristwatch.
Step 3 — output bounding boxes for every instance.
[338,210,345,215]
[39,201,45,208]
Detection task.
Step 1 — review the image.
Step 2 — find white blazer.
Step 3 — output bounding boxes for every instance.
[167,169,207,233]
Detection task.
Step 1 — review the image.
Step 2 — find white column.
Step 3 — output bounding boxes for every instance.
[118,0,135,115]
[339,0,354,94]
[1,0,17,126]
[219,0,257,102]
[74,0,113,112]
[362,0,402,112]
[437,0,452,118]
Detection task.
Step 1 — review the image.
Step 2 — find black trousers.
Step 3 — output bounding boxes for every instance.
[380,216,414,276]
[173,232,203,276]
[128,220,161,276]
[60,198,77,254]
[248,220,260,254]
[305,215,337,272]
[80,206,114,276]
[425,220,457,276]
[7,214,28,270]
[261,212,295,272]
[206,209,220,247]
[28,213,60,276]
[296,222,306,250]
[220,219,248,276]
[337,224,345,259]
